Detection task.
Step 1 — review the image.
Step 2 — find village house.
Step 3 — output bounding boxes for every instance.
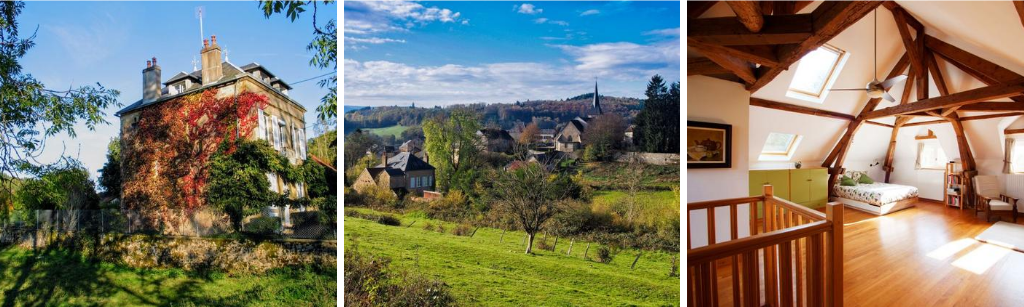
[554,82,603,153]
[116,35,308,207]
[477,128,515,153]
[353,151,435,196]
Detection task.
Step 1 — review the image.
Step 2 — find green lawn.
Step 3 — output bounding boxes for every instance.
[0,247,335,306]
[344,208,680,307]
[361,125,408,138]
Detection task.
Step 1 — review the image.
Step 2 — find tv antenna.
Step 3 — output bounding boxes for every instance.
[192,56,198,71]
[195,6,205,46]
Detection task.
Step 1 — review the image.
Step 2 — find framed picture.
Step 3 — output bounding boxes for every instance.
[687,121,732,168]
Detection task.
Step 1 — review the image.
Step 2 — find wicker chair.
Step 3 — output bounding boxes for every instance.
[973,175,1018,223]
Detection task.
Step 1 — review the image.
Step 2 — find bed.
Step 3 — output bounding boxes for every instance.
[833,171,919,215]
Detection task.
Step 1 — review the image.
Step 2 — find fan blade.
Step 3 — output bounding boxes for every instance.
[880,75,908,90]
[882,90,896,102]
[829,88,868,91]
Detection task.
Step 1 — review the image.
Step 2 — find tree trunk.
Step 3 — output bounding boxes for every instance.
[499,229,506,242]
[631,251,643,270]
[552,236,558,251]
[583,243,591,259]
[525,233,535,254]
[566,238,575,255]
[521,233,527,245]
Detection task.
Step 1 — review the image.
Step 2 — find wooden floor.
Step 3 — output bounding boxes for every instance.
[841,200,1024,306]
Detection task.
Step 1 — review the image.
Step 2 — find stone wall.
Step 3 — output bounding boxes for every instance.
[614,152,681,165]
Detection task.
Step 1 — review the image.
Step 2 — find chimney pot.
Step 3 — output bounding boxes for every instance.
[211,35,217,44]
[203,39,208,48]
[152,57,157,65]
[381,151,387,166]
[146,60,152,68]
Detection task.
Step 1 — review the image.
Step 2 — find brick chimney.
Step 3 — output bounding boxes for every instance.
[142,57,161,102]
[200,35,223,85]
[381,151,388,167]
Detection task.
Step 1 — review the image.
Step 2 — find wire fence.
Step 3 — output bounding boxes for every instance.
[0,207,336,248]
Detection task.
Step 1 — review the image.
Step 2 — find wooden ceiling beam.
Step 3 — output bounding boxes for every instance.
[687,14,813,45]
[726,1,764,32]
[702,51,757,84]
[900,67,916,105]
[748,1,884,92]
[688,57,731,76]
[882,2,924,32]
[956,101,1024,112]
[926,35,1024,103]
[688,1,718,19]
[750,97,855,120]
[883,116,914,182]
[861,82,1024,119]
[687,38,781,67]
[948,113,977,172]
[901,112,1024,126]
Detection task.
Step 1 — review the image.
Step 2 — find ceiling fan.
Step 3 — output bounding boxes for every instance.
[829,8,908,102]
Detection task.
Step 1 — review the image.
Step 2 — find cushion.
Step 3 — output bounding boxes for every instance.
[840,176,857,186]
[974,175,1002,199]
[858,173,875,184]
[989,199,1013,211]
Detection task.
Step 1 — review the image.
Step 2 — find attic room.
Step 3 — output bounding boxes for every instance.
[686,1,1024,305]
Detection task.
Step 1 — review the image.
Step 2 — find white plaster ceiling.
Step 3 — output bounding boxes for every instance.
[701,1,1024,167]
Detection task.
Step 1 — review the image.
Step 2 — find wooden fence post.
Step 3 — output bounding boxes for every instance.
[826,202,845,307]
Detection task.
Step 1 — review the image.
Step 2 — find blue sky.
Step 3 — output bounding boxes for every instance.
[343,1,680,107]
[17,1,337,181]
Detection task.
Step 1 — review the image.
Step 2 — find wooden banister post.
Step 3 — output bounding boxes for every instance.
[826,202,845,307]
[762,184,777,305]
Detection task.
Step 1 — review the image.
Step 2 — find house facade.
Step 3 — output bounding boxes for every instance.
[353,152,436,196]
[116,35,308,208]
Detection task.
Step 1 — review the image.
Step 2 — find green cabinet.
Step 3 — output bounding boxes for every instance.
[749,168,829,215]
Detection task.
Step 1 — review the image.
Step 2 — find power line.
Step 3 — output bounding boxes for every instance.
[291,71,336,85]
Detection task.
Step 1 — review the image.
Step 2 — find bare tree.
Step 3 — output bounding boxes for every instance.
[622,154,647,225]
[518,122,540,145]
[491,162,567,254]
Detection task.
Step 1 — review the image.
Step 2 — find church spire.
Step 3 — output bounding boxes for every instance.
[593,81,602,115]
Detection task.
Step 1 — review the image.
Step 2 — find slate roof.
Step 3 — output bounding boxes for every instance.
[376,152,434,173]
[115,61,300,117]
[477,128,513,141]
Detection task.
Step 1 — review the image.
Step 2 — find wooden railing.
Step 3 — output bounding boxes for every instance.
[687,185,844,307]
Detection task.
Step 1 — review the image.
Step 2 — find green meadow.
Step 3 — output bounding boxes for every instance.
[344,208,680,307]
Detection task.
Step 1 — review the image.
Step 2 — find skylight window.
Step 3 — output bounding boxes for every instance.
[759,132,802,161]
[918,140,949,170]
[786,44,848,103]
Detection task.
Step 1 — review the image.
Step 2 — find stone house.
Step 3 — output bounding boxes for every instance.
[555,117,589,152]
[476,128,515,153]
[116,35,308,216]
[353,152,436,196]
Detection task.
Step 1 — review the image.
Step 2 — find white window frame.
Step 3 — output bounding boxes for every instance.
[758,132,803,161]
[785,44,849,103]
[267,172,279,193]
[257,108,266,141]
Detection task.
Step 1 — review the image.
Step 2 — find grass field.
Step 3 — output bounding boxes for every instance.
[361,125,408,138]
[0,247,335,306]
[344,208,680,306]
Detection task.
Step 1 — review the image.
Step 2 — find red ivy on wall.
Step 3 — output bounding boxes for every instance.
[123,88,268,227]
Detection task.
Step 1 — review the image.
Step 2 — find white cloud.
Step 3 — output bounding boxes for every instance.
[47,12,128,67]
[549,20,569,26]
[643,28,681,37]
[533,18,548,24]
[345,37,407,44]
[515,3,542,15]
[580,9,600,16]
[343,34,681,106]
[533,18,568,26]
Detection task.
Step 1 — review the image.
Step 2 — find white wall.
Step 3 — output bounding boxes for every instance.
[687,76,752,248]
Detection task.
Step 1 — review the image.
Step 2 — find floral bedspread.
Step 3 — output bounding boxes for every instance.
[833,182,919,206]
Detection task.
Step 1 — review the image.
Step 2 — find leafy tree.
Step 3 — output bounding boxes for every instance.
[345,154,379,185]
[399,125,425,142]
[490,163,570,254]
[15,162,99,211]
[518,122,540,145]
[0,2,120,194]
[98,137,121,199]
[206,140,288,231]
[343,130,381,170]
[423,110,482,193]
[307,129,337,167]
[582,113,627,161]
[260,0,337,121]
[634,75,680,153]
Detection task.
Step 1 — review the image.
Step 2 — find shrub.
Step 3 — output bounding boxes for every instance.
[375,214,401,226]
[452,224,472,236]
[422,221,434,231]
[313,195,337,223]
[344,249,456,307]
[426,190,471,222]
[536,239,551,251]
[595,246,613,263]
[435,223,446,234]
[361,184,399,209]
[244,216,281,237]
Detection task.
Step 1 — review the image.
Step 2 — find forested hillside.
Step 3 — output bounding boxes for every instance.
[343,94,643,133]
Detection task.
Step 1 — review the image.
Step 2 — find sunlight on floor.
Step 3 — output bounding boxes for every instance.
[927,238,977,261]
[952,244,1011,274]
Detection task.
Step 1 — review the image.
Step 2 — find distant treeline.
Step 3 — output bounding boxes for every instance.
[343,95,643,134]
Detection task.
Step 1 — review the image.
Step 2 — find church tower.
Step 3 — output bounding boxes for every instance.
[592,81,603,115]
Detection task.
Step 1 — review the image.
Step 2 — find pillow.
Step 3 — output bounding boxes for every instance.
[858,173,875,184]
[840,176,857,186]
[843,171,863,183]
